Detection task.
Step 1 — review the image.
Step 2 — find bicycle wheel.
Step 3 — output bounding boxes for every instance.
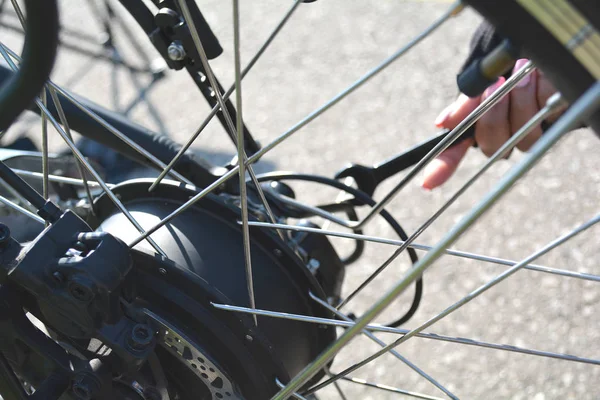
[0,0,599,399]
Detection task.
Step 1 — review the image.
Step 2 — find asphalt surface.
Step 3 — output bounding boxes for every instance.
[1,1,600,399]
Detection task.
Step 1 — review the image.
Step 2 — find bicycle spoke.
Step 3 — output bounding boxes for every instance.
[12,169,111,189]
[247,221,600,283]
[331,378,349,400]
[311,294,458,399]
[274,379,307,400]
[272,80,600,400]
[9,0,24,27]
[0,177,36,212]
[0,194,44,224]
[333,375,444,400]
[337,91,564,309]
[149,0,303,191]
[231,0,257,324]
[47,87,96,215]
[40,90,49,205]
[211,302,600,366]
[0,45,194,187]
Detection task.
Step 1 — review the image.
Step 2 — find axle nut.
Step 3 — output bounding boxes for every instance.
[127,323,154,351]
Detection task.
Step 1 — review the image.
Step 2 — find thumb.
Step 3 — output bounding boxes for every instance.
[421,137,474,190]
[435,94,481,129]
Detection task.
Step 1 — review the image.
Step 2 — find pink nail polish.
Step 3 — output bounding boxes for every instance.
[484,77,504,98]
[514,58,531,88]
[434,104,453,127]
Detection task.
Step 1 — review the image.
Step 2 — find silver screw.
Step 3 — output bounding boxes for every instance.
[167,42,186,61]
[307,258,320,274]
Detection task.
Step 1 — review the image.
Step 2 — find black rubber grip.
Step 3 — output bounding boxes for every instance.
[457,59,498,98]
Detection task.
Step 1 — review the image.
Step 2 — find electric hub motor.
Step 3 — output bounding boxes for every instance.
[93,179,341,398]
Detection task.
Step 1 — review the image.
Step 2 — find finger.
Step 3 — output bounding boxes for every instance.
[435,94,481,129]
[537,71,565,123]
[475,77,511,157]
[421,137,474,190]
[510,59,542,151]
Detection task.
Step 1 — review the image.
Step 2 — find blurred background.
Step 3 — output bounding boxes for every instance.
[1,0,599,398]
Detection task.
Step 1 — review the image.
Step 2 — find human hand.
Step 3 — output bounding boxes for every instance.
[421,59,562,190]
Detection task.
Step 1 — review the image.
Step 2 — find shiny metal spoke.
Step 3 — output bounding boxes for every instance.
[149,0,303,191]
[0,194,44,224]
[9,0,24,27]
[12,168,111,189]
[211,302,600,365]
[333,375,444,400]
[312,210,600,395]
[272,81,600,400]
[331,376,349,400]
[0,45,193,187]
[337,91,564,309]
[311,294,458,399]
[232,0,256,324]
[40,90,49,204]
[0,176,36,212]
[274,379,308,400]
[47,87,96,214]
[247,221,600,283]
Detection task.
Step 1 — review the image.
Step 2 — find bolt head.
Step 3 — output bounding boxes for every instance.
[167,42,186,61]
[128,323,154,351]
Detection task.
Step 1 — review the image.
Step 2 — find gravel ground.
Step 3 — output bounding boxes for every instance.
[1,1,599,399]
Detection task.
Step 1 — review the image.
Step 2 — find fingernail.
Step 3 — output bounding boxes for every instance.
[420,175,434,190]
[514,59,531,88]
[484,77,505,98]
[434,104,453,127]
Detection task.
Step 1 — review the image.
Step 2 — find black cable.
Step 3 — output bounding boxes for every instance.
[0,0,59,131]
[256,172,421,328]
